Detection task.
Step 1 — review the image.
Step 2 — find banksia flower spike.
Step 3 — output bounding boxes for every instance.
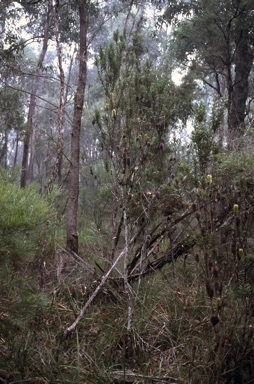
[216,297,222,310]
[238,248,244,258]
[110,92,115,107]
[233,204,239,214]
[206,174,212,184]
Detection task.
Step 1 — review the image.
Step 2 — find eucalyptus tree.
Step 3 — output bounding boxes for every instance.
[65,0,88,253]
[65,0,150,253]
[165,0,254,136]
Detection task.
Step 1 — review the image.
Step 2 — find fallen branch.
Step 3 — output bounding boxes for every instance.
[108,236,196,285]
[112,369,182,383]
[62,226,145,339]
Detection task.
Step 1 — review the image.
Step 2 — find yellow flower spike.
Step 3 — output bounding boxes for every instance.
[206,174,213,184]
[233,204,239,214]
[111,109,117,118]
[110,93,115,107]
[239,248,244,258]
[105,103,109,110]
[216,297,222,309]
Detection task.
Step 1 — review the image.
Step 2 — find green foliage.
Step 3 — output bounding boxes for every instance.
[93,31,197,275]
[0,167,55,362]
[0,175,51,263]
[95,30,126,94]
[0,269,49,327]
[0,87,25,132]
[191,99,223,174]
[167,0,254,133]
[168,0,254,67]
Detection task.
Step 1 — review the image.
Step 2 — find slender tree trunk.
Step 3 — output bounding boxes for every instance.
[58,48,75,183]
[28,129,35,181]
[0,129,8,168]
[46,0,65,191]
[13,131,19,168]
[20,1,52,188]
[228,24,253,133]
[66,0,87,253]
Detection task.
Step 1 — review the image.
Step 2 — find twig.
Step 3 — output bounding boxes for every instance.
[112,370,182,383]
[63,231,139,339]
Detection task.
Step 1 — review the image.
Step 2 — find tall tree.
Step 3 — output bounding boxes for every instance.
[46,0,65,191]
[66,0,87,253]
[229,0,253,133]
[165,0,254,136]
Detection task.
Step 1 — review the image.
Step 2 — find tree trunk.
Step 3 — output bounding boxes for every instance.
[0,129,8,168]
[58,48,75,184]
[66,0,87,253]
[46,0,65,191]
[20,1,52,188]
[13,131,19,168]
[228,25,253,133]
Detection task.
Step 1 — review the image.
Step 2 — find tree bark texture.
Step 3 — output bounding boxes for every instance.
[228,11,253,133]
[66,0,87,253]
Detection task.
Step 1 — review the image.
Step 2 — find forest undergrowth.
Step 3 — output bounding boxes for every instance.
[1,251,254,384]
